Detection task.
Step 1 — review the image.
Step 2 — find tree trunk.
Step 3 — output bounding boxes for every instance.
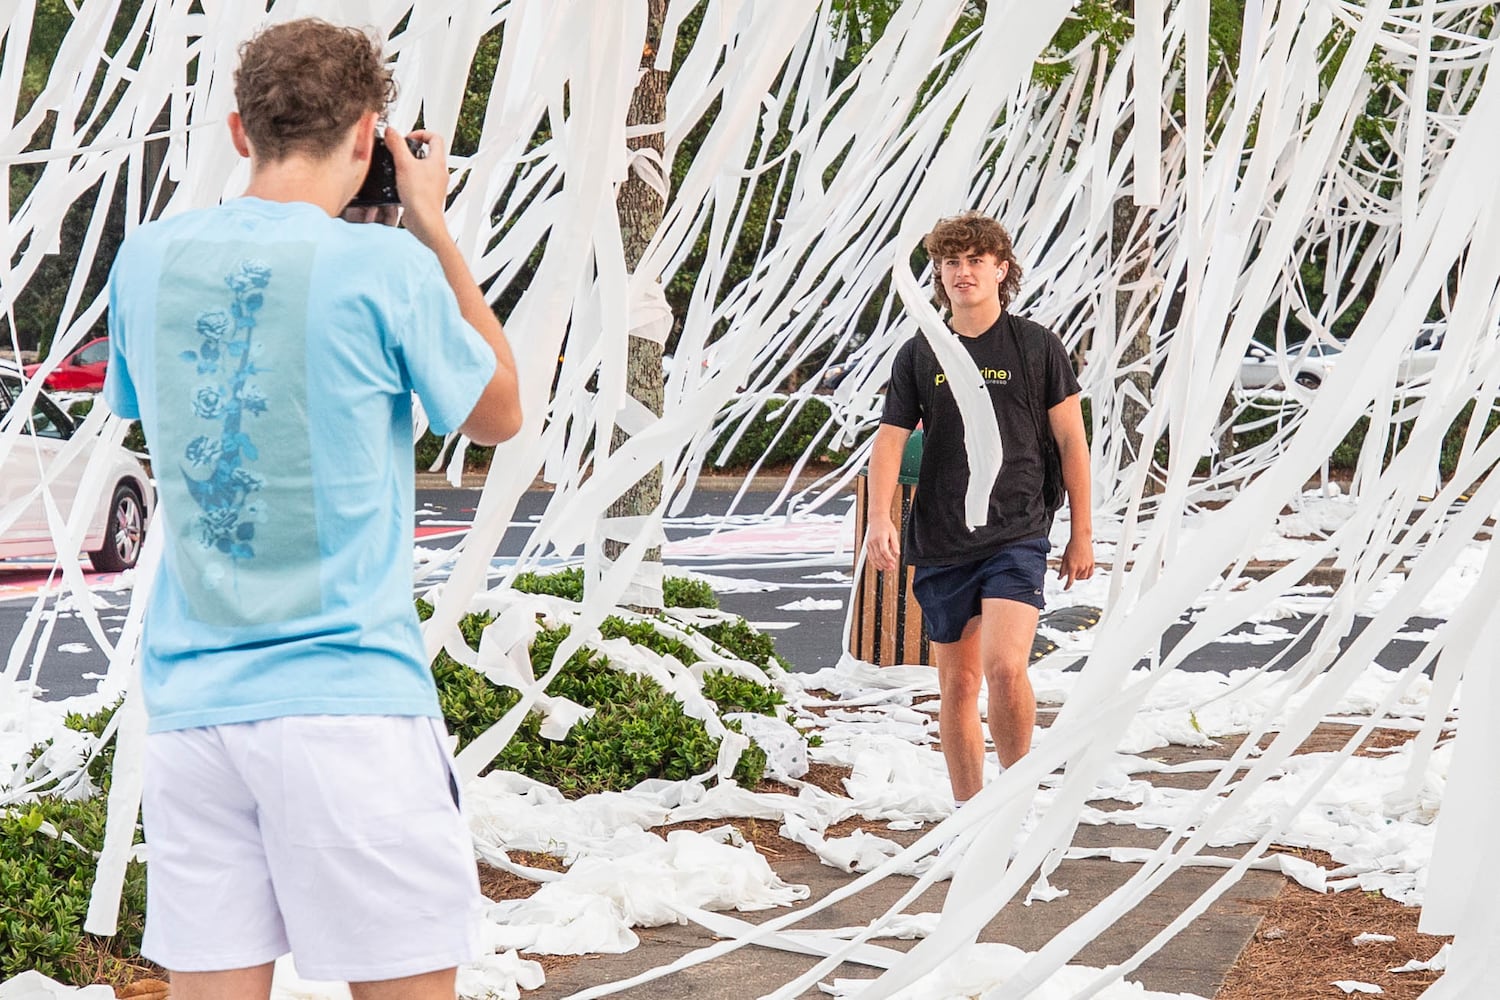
[1113,167,1155,480]
[603,0,670,612]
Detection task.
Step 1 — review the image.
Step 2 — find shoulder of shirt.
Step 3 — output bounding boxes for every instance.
[340,224,444,278]
[896,332,937,359]
[118,206,214,250]
[1006,312,1061,342]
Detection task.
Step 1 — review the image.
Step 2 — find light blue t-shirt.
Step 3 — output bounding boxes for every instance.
[105,197,497,733]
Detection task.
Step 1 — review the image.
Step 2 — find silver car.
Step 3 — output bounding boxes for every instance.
[0,369,154,571]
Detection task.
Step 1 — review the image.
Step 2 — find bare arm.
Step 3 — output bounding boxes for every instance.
[388,127,521,447]
[865,423,912,572]
[1047,393,1093,588]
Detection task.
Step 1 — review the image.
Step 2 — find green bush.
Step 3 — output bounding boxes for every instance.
[3,701,149,983]
[423,606,781,795]
[709,396,855,469]
[701,671,784,715]
[1226,398,1500,480]
[1085,389,1500,483]
[60,699,122,795]
[0,796,147,984]
[697,618,790,672]
[1440,401,1500,479]
[414,394,873,474]
[662,575,719,609]
[66,397,146,454]
[511,567,720,610]
[506,567,786,673]
[25,699,124,798]
[512,566,586,601]
[414,430,496,474]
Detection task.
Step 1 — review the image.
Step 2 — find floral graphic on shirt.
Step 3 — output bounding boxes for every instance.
[178,258,273,563]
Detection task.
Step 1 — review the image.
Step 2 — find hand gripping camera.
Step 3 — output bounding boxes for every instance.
[347,129,426,208]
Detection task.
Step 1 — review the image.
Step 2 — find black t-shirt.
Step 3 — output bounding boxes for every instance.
[880,313,1081,566]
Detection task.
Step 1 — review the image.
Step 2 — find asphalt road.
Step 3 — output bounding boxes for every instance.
[2,486,1437,702]
[2,487,858,701]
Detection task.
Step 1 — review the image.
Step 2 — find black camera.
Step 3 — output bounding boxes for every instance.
[348,134,425,208]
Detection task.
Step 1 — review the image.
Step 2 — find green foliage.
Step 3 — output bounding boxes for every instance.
[661,574,718,609]
[419,395,865,474]
[61,701,122,796]
[429,608,785,796]
[697,618,791,673]
[1228,397,1500,481]
[1315,17,1407,150]
[414,431,496,474]
[512,566,587,601]
[599,615,701,667]
[701,671,783,716]
[454,25,505,157]
[509,567,719,610]
[1033,0,1133,89]
[1089,388,1500,483]
[7,2,150,354]
[0,795,147,983]
[66,398,147,454]
[710,397,855,469]
[26,699,124,798]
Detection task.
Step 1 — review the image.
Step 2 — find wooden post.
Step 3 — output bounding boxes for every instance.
[851,475,928,666]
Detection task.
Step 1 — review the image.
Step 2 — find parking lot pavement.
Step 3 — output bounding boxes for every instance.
[6,485,1441,701]
[6,487,863,700]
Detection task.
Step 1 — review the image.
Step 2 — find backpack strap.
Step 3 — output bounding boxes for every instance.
[1009,315,1065,513]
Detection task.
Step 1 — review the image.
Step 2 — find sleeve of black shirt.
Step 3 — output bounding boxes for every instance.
[881,338,922,429]
[1043,329,1082,407]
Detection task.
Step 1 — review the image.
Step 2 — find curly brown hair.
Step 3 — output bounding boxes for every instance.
[923,211,1024,310]
[234,19,396,162]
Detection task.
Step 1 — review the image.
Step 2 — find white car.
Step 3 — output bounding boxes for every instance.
[1238,340,1343,391]
[1237,342,1282,390]
[1396,324,1445,385]
[1286,340,1343,390]
[0,369,154,571]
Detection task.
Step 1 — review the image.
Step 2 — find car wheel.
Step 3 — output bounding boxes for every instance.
[1293,371,1322,390]
[90,484,145,572]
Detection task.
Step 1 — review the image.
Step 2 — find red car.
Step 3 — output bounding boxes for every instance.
[24,336,110,392]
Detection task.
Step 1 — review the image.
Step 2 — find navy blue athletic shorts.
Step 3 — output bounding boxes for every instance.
[910,536,1050,644]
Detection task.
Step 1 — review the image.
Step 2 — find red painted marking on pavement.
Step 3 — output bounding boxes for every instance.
[0,564,125,602]
[415,525,470,541]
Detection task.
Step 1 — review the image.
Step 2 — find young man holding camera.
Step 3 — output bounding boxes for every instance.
[866,211,1093,807]
[104,19,519,1000]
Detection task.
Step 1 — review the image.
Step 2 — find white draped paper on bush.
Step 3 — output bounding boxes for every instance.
[3,1,1499,997]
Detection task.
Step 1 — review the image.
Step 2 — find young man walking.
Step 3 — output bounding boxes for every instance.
[104,19,520,1000]
[866,211,1093,806]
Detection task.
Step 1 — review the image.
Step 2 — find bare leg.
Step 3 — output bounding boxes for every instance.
[932,616,985,801]
[979,597,1041,767]
[351,967,457,1000]
[170,964,274,1000]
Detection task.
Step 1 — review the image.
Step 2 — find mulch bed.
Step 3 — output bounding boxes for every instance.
[477,849,569,902]
[1281,720,1434,757]
[1218,850,1448,1000]
[1218,725,1450,999]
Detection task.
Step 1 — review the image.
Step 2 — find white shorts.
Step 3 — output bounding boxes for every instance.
[140,714,483,981]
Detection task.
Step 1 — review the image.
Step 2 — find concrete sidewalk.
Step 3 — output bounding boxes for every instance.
[526,737,1279,999]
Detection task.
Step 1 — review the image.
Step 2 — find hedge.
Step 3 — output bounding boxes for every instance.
[420,566,792,796]
[5,702,147,985]
[1079,395,1500,480]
